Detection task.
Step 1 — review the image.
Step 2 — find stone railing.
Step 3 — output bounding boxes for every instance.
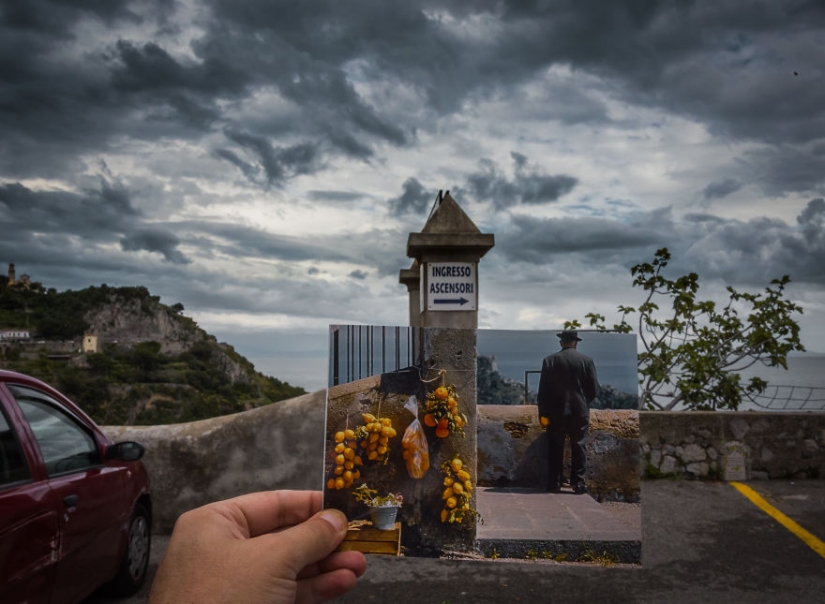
[104,395,640,533]
[104,390,327,533]
[477,405,640,501]
[105,395,823,534]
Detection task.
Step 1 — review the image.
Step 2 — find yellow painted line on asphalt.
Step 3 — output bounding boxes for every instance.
[730,481,825,559]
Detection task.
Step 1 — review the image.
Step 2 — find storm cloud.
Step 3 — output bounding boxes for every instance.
[2,0,825,385]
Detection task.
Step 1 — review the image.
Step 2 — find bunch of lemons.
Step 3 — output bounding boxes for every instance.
[356,412,397,464]
[327,428,364,491]
[423,385,467,438]
[440,456,475,523]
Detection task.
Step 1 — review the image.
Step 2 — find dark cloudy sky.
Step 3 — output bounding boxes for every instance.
[2,0,823,390]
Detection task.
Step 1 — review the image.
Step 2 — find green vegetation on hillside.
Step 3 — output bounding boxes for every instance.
[0,280,161,339]
[0,279,306,424]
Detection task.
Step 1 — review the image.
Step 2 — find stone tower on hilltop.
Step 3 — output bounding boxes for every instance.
[7,263,15,285]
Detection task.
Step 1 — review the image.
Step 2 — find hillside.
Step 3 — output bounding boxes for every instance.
[0,279,305,425]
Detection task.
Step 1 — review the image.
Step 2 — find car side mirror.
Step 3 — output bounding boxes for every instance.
[106,441,146,462]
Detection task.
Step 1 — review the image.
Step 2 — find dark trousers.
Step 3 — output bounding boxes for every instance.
[548,415,589,488]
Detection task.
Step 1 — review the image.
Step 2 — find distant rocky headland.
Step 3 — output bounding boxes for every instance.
[0,270,305,425]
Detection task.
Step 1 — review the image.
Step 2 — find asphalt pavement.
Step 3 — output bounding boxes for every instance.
[86,480,825,604]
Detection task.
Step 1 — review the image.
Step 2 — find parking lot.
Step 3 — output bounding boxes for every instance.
[87,480,825,604]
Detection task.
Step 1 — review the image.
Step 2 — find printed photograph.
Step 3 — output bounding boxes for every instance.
[325,325,479,557]
[324,325,641,561]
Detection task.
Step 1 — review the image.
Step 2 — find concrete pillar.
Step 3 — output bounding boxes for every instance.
[399,191,495,552]
[398,260,421,327]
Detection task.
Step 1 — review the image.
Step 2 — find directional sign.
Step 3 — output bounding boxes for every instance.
[425,262,477,311]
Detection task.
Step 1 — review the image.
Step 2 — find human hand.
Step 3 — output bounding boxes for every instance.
[149,490,367,604]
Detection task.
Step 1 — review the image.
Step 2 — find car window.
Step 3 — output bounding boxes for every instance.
[0,407,31,487]
[9,385,101,476]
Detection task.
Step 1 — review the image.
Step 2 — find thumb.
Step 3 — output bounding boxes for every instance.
[266,509,349,576]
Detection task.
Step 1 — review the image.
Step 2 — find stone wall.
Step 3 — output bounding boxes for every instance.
[105,397,640,533]
[477,406,640,502]
[104,390,326,533]
[104,394,823,535]
[640,412,825,480]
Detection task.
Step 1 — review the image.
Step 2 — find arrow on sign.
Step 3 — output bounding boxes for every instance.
[434,297,469,306]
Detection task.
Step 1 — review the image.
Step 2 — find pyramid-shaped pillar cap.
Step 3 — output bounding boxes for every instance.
[406,192,494,262]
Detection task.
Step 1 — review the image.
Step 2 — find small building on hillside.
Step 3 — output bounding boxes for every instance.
[82,334,99,353]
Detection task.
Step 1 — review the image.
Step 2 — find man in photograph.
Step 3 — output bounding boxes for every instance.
[537,330,599,494]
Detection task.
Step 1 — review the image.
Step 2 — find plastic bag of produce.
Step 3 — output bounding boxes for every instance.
[401,396,430,479]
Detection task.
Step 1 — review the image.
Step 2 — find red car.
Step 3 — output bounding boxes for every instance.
[0,370,152,603]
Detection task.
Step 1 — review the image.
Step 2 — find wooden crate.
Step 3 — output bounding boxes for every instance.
[336,520,401,556]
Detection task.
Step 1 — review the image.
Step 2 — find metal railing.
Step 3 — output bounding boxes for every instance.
[746,385,825,411]
[524,371,825,411]
[524,370,540,404]
[329,325,417,386]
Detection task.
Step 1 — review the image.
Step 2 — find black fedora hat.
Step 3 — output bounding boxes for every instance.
[556,330,582,342]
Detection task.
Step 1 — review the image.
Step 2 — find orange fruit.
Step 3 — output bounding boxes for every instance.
[424,413,437,427]
[435,427,449,438]
[344,448,355,460]
[344,461,354,470]
[443,476,454,487]
[446,496,457,509]
[334,431,345,443]
[344,429,356,440]
[451,458,463,472]
[334,466,344,475]
[334,477,344,490]
[334,443,345,453]
[437,417,448,429]
[540,416,549,427]
[327,478,335,489]
[335,454,345,465]
[443,487,454,500]
[448,397,457,409]
[434,386,449,400]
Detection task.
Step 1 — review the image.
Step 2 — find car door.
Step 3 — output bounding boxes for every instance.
[0,396,59,604]
[8,384,129,604]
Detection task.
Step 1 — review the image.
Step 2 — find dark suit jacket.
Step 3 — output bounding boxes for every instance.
[537,347,599,420]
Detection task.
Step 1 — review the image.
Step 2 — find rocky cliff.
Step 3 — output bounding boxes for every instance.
[0,284,305,424]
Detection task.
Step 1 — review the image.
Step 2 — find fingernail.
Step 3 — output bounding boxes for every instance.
[318,509,346,532]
